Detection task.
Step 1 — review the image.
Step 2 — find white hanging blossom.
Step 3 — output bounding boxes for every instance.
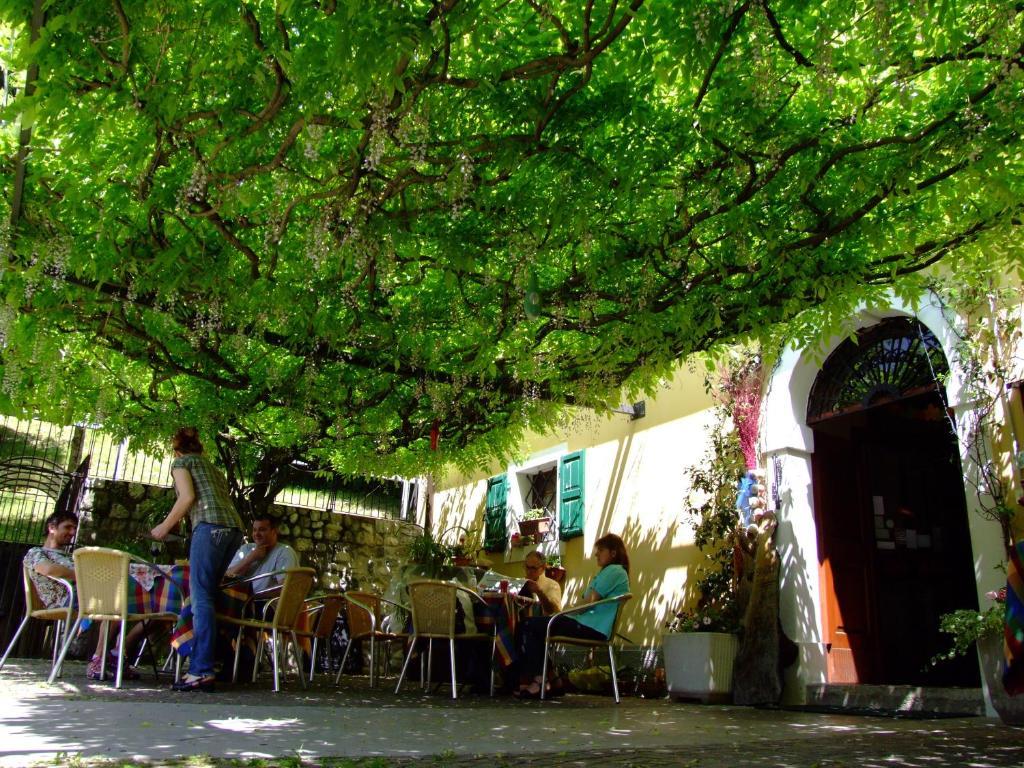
[307,211,334,269]
[305,123,325,161]
[363,103,389,172]
[1,360,21,395]
[0,304,15,348]
[178,163,209,207]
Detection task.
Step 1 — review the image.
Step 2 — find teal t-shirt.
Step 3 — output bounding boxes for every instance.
[574,564,629,638]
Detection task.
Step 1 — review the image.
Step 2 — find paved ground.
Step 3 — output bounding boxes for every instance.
[1,659,1022,767]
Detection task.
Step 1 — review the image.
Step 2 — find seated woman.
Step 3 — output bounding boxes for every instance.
[515,533,630,698]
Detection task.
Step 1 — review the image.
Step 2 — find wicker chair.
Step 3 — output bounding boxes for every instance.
[293,592,345,681]
[394,579,496,699]
[218,566,316,692]
[48,547,179,688]
[540,593,632,702]
[0,565,74,676]
[336,591,406,687]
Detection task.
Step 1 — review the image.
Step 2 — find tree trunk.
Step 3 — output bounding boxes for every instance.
[732,514,782,706]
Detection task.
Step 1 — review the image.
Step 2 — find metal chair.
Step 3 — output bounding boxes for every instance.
[294,592,345,681]
[394,579,496,699]
[336,591,406,687]
[0,565,74,676]
[541,593,633,703]
[48,547,179,688]
[219,566,316,692]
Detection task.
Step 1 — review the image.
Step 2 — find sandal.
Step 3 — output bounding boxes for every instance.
[86,656,111,682]
[171,675,215,692]
[106,652,140,680]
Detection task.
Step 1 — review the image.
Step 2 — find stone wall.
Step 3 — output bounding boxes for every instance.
[82,479,418,591]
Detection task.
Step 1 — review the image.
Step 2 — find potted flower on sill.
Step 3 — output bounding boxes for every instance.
[518,507,553,540]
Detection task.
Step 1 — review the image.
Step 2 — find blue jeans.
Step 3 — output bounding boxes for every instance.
[188,523,243,677]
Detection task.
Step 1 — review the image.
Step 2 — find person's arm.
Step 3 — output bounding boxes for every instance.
[526,579,560,614]
[33,558,75,582]
[582,566,623,604]
[225,544,269,579]
[151,467,195,541]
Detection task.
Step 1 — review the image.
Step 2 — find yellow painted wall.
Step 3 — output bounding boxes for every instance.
[433,363,722,646]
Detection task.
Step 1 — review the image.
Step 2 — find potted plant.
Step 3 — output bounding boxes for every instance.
[545,554,566,584]
[663,413,745,703]
[933,588,1023,725]
[518,507,553,540]
[444,525,484,566]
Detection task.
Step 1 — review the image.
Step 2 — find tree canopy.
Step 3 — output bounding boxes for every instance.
[0,0,1022,477]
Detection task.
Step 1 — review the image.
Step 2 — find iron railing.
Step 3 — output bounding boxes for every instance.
[0,416,415,546]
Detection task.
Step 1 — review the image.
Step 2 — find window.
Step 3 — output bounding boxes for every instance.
[483,449,586,551]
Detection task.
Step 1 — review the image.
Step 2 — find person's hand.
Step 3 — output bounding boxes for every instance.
[150,523,172,541]
[253,543,271,560]
[522,579,538,593]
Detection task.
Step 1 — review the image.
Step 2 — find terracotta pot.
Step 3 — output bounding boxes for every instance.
[545,565,566,584]
[518,517,552,539]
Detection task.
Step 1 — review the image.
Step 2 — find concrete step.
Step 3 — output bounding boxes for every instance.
[805,683,986,717]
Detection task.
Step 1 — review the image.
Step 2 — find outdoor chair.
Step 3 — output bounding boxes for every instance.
[394,579,496,700]
[219,566,316,692]
[294,592,345,682]
[541,593,633,703]
[0,565,74,677]
[336,590,407,687]
[48,547,179,688]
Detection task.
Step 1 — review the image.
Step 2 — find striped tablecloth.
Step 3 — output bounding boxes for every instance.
[127,563,189,618]
[169,573,251,658]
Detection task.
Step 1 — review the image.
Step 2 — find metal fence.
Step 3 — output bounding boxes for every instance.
[0,416,415,546]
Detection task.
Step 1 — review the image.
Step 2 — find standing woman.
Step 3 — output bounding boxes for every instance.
[516,532,630,697]
[151,427,244,692]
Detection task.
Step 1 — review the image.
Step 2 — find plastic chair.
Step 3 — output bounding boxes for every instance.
[0,565,74,676]
[541,593,633,703]
[336,591,406,687]
[218,566,316,692]
[293,592,345,681]
[394,579,496,699]
[48,547,179,688]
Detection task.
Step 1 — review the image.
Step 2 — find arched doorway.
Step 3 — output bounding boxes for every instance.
[808,317,980,686]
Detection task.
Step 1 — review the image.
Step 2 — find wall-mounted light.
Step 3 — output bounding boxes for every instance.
[612,401,646,420]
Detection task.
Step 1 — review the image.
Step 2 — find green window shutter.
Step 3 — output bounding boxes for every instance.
[559,450,585,540]
[484,474,508,551]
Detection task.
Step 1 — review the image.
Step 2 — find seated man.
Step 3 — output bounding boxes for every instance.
[220,514,300,677]
[24,510,144,680]
[225,514,298,596]
[519,550,562,616]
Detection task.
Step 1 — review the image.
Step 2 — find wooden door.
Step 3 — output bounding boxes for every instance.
[812,397,980,686]
[813,430,876,683]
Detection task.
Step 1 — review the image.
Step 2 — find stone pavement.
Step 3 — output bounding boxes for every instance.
[1,659,1022,767]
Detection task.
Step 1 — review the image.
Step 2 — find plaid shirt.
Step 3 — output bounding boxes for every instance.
[172,453,243,531]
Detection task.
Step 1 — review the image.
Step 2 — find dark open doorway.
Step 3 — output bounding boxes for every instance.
[808,318,980,687]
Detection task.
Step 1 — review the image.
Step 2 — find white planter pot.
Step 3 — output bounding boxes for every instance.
[978,636,1024,725]
[663,631,738,703]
